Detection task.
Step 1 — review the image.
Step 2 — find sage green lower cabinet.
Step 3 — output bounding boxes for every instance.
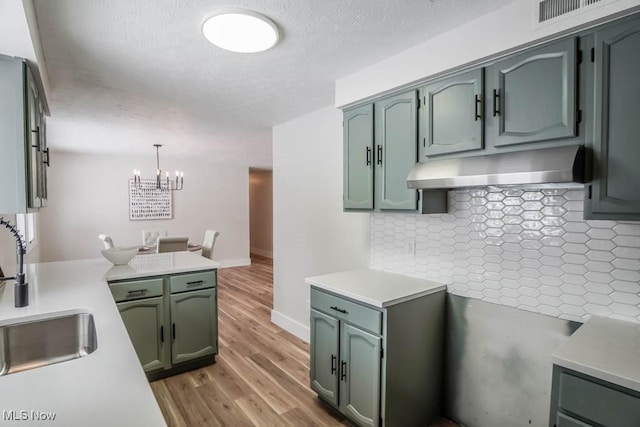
[310,287,445,427]
[339,323,381,426]
[170,288,217,364]
[549,365,640,427]
[310,309,340,406]
[108,269,218,378]
[117,297,168,372]
[585,16,640,220]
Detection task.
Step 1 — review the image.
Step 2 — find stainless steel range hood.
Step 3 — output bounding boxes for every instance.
[407,145,586,190]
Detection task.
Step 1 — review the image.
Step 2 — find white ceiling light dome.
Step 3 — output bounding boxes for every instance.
[201,8,280,53]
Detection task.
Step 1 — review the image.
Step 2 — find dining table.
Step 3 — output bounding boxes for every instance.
[137,243,202,254]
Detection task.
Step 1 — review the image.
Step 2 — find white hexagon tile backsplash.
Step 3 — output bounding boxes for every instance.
[370,186,640,323]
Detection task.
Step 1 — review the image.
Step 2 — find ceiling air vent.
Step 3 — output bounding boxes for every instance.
[533,0,621,27]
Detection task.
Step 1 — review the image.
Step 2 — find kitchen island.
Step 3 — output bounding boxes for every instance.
[0,252,218,427]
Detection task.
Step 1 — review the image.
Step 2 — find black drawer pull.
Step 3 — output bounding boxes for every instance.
[172,323,176,340]
[474,94,482,121]
[376,145,383,165]
[331,354,337,374]
[186,280,204,287]
[160,325,164,343]
[341,361,347,381]
[43,148,50,167]
[127,289,148,296]
[330,305,348,314]
[493,89,501,117]
[365,147,371,166]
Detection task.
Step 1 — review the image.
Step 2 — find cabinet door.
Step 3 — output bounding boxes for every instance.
[556,413,593,427]
[587,19,640,219]
[310,309,340,406]
[374,91,418,211]
[117,296,168,372]
[170,288,217,365]
[487,37,577,148]
[420,69,484,157]
[25,65,41,209]
[39,109,48,207]
[343,104,374,210]
[340,323,381,427]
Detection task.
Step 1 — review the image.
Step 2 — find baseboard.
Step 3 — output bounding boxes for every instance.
[271,310,310,343]
[217,258,252,268]
[250,248,273,259]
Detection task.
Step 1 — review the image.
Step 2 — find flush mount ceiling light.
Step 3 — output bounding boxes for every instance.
[201,9,279,53]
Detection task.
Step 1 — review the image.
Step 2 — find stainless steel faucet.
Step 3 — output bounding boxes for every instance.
[0,217,29,307]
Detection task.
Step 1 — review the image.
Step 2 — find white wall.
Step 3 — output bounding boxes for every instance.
[336,0,640,106]
[37,152,250,267]
[249,169,273,258]
[272,106,370,341]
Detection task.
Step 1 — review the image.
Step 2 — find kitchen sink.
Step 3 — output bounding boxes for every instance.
[0,310,97,376]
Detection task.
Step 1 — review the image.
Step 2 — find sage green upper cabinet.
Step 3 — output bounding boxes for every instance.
[117,297,168,372]
[486,37,578,148]
[170,287,217,365]
[585,17,640,220]
[310,309,340,406]
[374,91,418,211]
[420,69,484,158]
[339,323,381,427]
[343,104,374,210]
[0,55,48,214]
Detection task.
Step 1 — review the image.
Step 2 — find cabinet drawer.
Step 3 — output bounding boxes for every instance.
[558,370,640,427]
[110,278,163,302]
[170,271,216,294]
[311,288,382,335]
[556,413,593,427]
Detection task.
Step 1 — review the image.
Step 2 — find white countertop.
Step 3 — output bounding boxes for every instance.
[105,251,219,282]
[305,269,446,308]
[0,253,217,426]
[551,315,640,393]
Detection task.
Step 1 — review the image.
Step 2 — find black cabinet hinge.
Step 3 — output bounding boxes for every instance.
[577,50,583,64]
[577,109,582,124]
[590,47,595,62]
[588,185,593,200]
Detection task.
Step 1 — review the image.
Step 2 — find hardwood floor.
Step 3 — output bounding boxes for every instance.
[151,255,457,427]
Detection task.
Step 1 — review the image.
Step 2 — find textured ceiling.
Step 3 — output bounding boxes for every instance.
[34,0,514,167]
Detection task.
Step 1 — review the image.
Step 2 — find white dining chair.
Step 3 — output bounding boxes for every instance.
[201,230,219,260]
[98,234,114,249]
[157,236,188,253]
[142,229,167,246]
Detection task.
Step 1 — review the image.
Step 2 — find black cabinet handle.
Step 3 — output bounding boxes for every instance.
[31,127,40,151]
[365,147,371,166]
[341,361,347,381]
[186,280,204,287]
[160,325,164,343]
[127,289,148,296]
[475,94,482,121]
[376,145,383,165]
[172,323,176,340]
[330,305,348,314]
[43,148,50,167]
[331,354,336,374]
[493,89,500,117]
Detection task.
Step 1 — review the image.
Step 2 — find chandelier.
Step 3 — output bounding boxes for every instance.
[133,144,184,191]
